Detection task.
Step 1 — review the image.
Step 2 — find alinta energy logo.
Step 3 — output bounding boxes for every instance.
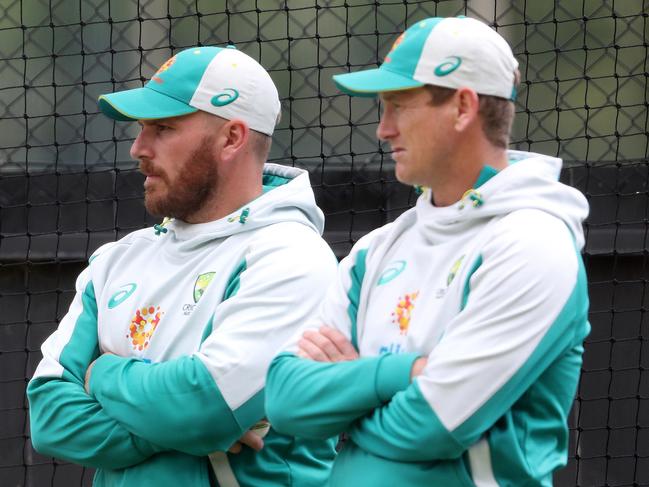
[127,305,164,352]
[151,55,177,84]
[391,291,420,335]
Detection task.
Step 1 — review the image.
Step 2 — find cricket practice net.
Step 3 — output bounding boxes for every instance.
[0,1,647,485]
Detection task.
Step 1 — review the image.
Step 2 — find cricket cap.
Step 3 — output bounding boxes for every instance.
[333,16,519,101]
[98,46,281,135]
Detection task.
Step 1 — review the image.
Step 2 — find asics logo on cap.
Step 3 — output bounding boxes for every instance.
[434,56,462,76]
[211,89,239,107]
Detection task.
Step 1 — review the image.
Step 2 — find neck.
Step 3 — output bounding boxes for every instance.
[430,139,508,207]
[185,159,264,224]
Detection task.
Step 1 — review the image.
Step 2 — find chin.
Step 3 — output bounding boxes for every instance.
[144,196,165,217]
[394,168,414,186]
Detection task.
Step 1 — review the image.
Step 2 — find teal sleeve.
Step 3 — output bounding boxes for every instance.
[27,280,162,469]
[27,378,163,468]
[346,381,464,460]
[265,351,419,439]
[88,353,252,455]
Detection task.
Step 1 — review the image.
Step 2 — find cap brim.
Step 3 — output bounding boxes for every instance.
[333,67,424,97]
[98,86,198,121]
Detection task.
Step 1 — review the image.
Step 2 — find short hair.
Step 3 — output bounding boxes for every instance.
[425,70,520,149]
[249,130,273,161]
[203,112,273,162]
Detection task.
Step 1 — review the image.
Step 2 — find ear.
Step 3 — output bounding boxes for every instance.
[453,87,480,132]
[219,119,249,163]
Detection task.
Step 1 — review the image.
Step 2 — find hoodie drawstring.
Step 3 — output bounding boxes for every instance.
[154,217,172,236]
[459,189,484,210]
[228,207,250,224]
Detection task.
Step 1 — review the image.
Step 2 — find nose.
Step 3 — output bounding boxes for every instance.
[376,104,397,141]
[130,125,153,161]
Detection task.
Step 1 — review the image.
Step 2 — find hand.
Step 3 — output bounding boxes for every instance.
[84,352,114,394]
[297,326,359,362]
[228,430,264,454]
[410,357,428,381]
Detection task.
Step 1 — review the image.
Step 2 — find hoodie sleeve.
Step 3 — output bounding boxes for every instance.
[266,228,419,439]
[345,210,590,461]
[88,223,338,455]
[26,265,163,469]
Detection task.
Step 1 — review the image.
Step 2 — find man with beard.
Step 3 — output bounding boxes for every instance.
[27,46,337,487]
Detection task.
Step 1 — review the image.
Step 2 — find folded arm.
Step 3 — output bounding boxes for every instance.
[347,214,590,461]
[27,267,162,469]
[266,235,420,438]
[88,230,338,455]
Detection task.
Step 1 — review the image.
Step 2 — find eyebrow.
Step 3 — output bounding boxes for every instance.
[379,91,410,103]
[139,118,175,126]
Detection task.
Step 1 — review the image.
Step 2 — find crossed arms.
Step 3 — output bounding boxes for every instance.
[266,213,590,461]
[27,234,336,468]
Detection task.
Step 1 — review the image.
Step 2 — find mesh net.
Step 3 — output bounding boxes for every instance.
[0,1,647,485]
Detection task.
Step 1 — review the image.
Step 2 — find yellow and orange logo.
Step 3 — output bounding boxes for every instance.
[127,305,164,351]
[391,291,419,335]
[151,56,176,84]
[384,33,405,63]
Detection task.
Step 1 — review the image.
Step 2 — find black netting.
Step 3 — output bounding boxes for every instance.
[1,1,647,486]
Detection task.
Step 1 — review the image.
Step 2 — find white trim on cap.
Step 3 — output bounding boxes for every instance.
[189,49,281,136]
[414,17,518,99]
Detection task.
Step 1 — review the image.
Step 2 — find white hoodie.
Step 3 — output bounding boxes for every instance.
[28,163,338,487]
[267,151,591,487]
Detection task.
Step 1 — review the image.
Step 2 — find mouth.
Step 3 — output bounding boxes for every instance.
[391,147,405,159]
[143,174,163,189]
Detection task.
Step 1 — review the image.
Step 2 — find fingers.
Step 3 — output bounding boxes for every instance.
[238,430,264,452]
[84,360,96,394]
[297,326,358,362]
[410,357,428,381]
[298,332,336,362]
[319,326,359,360]
[228,442,242,454]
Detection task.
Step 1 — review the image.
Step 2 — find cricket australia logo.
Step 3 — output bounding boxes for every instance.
[184,272,215,316]
[194,272,216,303]
[446,255,465,286]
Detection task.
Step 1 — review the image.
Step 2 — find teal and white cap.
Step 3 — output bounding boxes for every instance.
[333,17,519,101]
[98,46,281,135]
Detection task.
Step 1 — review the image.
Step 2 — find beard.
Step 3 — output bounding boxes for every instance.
[141,135,218,221]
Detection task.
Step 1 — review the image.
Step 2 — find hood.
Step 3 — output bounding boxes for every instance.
[156,163,324,243]
[415,150,590,248]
